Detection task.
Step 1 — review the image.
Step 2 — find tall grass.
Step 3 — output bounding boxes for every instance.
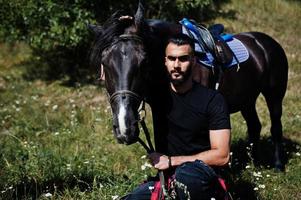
[1,0,301,199]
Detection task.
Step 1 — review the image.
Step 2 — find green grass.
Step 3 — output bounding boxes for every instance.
[1,0,301,199]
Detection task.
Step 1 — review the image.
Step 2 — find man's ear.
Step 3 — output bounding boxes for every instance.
[164,56,168,65]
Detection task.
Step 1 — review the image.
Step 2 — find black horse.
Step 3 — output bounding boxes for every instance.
[89,1,288,171]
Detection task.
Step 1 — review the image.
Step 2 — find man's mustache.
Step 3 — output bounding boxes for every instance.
[171,69,184,75]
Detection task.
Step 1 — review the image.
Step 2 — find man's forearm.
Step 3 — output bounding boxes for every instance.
[171,149,230,167]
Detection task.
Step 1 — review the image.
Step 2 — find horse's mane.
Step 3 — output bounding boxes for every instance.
[90,11,135,68]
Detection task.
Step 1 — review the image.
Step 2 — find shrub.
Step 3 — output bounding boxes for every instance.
[0,0,221,83]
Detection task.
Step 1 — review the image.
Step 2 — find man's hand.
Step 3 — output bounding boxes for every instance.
[148,152,170,170]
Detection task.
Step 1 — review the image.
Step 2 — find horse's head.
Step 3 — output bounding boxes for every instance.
[89,1,149,145]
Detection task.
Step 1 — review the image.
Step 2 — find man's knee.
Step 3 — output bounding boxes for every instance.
[174,160,217,199]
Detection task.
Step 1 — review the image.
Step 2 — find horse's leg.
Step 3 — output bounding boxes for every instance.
[240,101,262,165]
[262,93,285,171]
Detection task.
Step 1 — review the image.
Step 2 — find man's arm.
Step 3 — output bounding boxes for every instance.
[149,129,230,170]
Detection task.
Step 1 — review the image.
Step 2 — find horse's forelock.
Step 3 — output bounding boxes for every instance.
[90,11,137,68]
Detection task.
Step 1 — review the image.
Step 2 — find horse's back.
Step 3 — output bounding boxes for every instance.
[236,32,288,95]
[220,32,288,112]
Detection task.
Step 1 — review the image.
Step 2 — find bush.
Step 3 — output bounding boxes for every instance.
[0,0,224,83]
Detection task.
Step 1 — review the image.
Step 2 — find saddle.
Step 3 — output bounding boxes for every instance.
[208,24,234,65]
[180,18,234,66]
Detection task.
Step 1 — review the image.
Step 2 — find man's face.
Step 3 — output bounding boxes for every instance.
[165,43,194,86]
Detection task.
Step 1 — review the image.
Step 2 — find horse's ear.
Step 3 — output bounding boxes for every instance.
[87,24,103,35]
[134,0,145,27]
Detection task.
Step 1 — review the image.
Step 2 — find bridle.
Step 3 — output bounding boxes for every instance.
[105,33,155,153]
[106,33,167,199]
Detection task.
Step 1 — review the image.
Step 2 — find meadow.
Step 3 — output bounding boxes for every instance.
[0,0,300,199]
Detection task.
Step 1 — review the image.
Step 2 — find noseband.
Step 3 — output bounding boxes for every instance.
[109,90,142,104]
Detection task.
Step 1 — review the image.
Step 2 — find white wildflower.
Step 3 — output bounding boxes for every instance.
[245,165,251,169]
[258,184,265,189]
[253,187,258,191]
[141,162,152,170]
[54,132,59,136]
[44,192,52,197]
[8,186,13,190]
[95,118,102,122]
[111,195,119,200]
[141,155,147,159]
[253,171,263,178]
[84,161,89,164]
[44,100,51,106]
[52,105,58,111]
[296,152,300,156]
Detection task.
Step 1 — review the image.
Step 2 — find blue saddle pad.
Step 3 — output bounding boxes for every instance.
[182,26,249,68]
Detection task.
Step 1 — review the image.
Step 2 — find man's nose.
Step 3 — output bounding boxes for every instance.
[174,59,180,69]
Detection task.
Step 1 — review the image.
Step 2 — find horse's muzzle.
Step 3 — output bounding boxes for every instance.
[113,123,139,145]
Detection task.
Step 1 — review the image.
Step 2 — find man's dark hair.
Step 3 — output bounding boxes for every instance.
[167,33,195,51]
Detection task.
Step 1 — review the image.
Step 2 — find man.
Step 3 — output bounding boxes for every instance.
[123,34,231,200]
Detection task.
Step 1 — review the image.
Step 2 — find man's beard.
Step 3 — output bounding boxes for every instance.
[168,64,192,86]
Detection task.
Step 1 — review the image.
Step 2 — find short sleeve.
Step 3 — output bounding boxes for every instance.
[207,92,231,130]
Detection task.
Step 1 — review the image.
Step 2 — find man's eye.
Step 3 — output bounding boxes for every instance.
[167,55,190,62]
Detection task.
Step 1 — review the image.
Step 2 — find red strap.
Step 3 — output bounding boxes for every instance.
[151,181,163,200]
[218,177,227,191]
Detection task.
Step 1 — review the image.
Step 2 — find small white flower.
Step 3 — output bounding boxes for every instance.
[258,184,265,189]
[8,186,13,190]
[296,152,300,156]
[44,100,51,106]
[95,118,101,122]
[111,195,119,200]
[52,105,58,110]
[253,187,258,191]
[141,162,152,170]
[141,155,147,159]
[245,165,251,169]
[84,161,89,164]
[44,192,52,197]
[54,132,59,136]
[266,174,270,177]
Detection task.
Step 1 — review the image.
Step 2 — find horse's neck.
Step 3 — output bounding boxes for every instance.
[147,19,181,38]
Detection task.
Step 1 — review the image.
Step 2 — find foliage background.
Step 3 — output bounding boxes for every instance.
[0,0,226,84]
[0,0,300,199]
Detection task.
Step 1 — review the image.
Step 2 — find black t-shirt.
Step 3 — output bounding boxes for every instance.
[167,83,231,156]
